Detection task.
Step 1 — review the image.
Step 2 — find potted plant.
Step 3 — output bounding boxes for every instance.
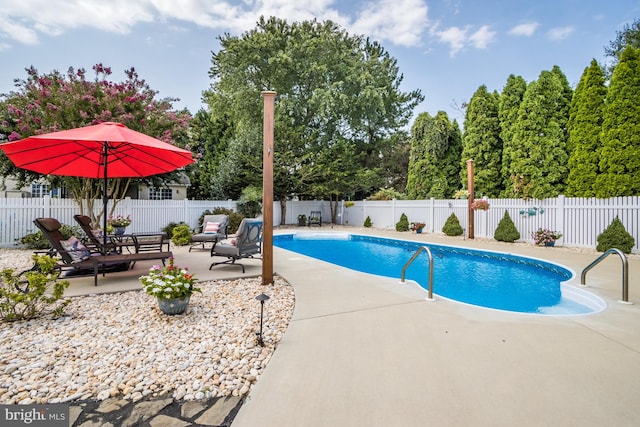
[297,214,307,226]
[140,257,201,315]
[108,214,132,235]
[532,228,562,247]
[411,222,426,234]
[471,199,490,211]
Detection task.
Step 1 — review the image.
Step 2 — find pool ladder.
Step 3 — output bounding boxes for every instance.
[581,248,630,304]
[400,246,436,301]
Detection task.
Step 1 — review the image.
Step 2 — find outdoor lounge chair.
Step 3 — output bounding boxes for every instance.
[189,214,229,252]
[73,214,117,253]
[33,217,173,286]
[209,218,262,273]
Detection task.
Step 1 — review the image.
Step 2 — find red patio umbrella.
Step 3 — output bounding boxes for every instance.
[0,121,195,252]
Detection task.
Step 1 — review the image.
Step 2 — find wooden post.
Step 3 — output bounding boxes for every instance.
[261,91,276,285]
[467,159,475,239]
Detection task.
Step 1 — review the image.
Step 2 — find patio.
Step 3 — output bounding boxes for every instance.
[7,228,640,426]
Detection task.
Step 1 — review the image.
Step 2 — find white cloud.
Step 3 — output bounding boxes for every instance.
[508,22,539,37]
[431,23,494,56]
[0,0,430,49]
[352,0,429,47]
[432,25,468,56]
[468,25,495,49]
[547,26,574,41]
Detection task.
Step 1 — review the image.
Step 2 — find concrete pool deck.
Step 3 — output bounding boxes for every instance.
[48,227,640,426]
[232,228,640,427]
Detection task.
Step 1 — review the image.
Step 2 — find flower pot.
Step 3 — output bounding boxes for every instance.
[544,241,555,247]
[157,295,190,315]
[114,226,126,235]
[416,228,423,234]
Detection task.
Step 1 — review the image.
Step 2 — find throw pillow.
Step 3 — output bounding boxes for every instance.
[203,222,221,234]
[60,236,91,263]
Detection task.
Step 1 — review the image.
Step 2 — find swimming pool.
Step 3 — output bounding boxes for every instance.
[273,233,606,315]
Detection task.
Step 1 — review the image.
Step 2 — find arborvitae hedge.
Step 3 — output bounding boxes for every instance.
[442,213,464,236]
[494,210,520,243]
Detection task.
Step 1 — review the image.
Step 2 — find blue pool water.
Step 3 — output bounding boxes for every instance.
[274,233,604,315]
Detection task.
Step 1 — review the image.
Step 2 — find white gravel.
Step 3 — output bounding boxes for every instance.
[0,249,295,404]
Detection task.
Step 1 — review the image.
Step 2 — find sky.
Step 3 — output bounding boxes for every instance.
[0,0,638,123]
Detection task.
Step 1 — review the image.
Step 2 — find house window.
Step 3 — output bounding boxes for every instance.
[31,183,49,198]
[149,188,173,200]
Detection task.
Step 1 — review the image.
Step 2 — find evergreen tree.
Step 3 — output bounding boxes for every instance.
[596,46,640,196]
[406,111,462,198]
[498,75,527,195]
[460,85,502,197]
[507,67,572,198]
[566,60,607,196]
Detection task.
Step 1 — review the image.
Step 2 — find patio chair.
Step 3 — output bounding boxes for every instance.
[209,218,262,273]
[308,211,322,227]
[73,214,118,253]
[189,214,229,252]
[33,217,172,286]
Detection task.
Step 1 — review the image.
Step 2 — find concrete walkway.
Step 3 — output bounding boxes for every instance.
[233,229,640,427]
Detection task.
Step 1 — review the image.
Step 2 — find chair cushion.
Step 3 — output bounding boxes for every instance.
[203,222,221,234]
[61,236,91,263]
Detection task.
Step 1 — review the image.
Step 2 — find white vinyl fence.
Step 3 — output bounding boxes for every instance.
[1,196,639,253]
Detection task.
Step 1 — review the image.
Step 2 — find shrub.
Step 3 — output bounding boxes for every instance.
[367,188,405,200]
[18,223,81,249]
[596,216,635,254]
[211,208,244,234]
[442,213,463,236]
[364,216,372,228]
[237,185,263,218]
[395,213,409,232]
[171,224,192,246]
[162,222,187,240]
[494,211,520,243]
[0,254,70,322]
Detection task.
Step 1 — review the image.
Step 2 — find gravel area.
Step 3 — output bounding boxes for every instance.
[0,249,295,405]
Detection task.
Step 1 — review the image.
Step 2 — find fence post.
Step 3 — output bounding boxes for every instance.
[556,195,565,244]
[43,195,51,218]
[429,197,435,233]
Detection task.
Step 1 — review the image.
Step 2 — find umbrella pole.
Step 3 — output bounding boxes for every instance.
[103,141,108,255]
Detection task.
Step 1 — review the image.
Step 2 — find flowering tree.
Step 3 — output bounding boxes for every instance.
[0,64,192,226]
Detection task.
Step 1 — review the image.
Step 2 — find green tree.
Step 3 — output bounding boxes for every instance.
[205,17,422,223]
[498,75,527,195]
[596,46,640,196]
[507,67,572,198]
[187,109,234,199]
[461,85,502,197]
[605,18,640,74]
[566,59,607,196]
[0,65,191,226]
[406,111,462,198]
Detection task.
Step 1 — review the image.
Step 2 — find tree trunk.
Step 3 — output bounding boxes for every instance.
[279,199,287,225]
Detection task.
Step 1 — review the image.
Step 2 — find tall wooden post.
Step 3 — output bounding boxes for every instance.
[467,159,475,239]
[261,91,276,285]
